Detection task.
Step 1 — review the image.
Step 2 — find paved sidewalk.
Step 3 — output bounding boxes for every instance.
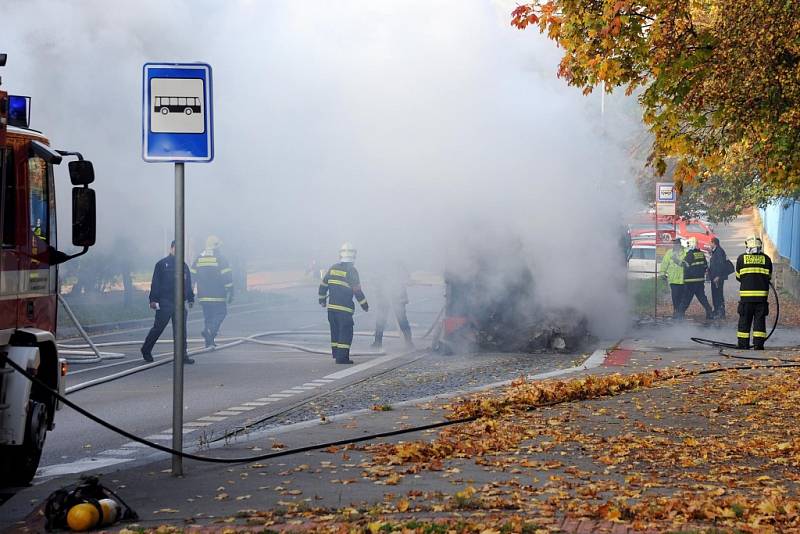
[4,327,800,533]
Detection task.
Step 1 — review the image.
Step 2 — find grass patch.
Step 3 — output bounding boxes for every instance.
[629,277,670,316]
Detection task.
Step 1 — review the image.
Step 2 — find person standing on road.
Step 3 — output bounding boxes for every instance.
[192,235,234,348]
[707,236,729,319]
[318,242,369,364]
[660,238,686,319]
[736,236,773,350]
[678,237,714,320]
[371,262,414,350]
[141,240,195,364]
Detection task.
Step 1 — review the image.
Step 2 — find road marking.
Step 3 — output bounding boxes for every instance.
[184,421,214,427]
[198,415,227,422]
[120,441,147,448]
[255,397,276,402]
[302,382,322,387]
[324,354,398,380]
[215,410,243,416]
[279,390,300,395]
[228,405,257,411]
[311,379,334,384]
[242,401,269,406]
[37,457,132,478]
[98,448,140,457]
[145,434,173,440]
[268,393,293,398]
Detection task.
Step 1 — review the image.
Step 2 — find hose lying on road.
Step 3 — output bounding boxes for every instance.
[690,282,780,349]
[6,356,800,466]
[64,331,391,395]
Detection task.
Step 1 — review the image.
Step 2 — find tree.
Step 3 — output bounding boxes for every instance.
[511,0,800,191]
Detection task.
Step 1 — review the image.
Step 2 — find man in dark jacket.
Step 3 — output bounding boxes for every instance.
[707,237,729,319]
[141,241,195,364]
[318,242,369,364]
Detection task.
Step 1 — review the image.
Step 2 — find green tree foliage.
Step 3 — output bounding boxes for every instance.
[511,0,800,191]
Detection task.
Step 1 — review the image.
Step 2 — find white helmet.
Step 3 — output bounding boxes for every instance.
[745,236,763,254]
[686,237,698,250]
[339,242,356,263]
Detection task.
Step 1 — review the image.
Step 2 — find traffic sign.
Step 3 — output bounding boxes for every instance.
[656,181,676,216]
[142,63,213,162]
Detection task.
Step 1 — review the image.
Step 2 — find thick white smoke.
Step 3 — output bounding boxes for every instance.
[1,0,642,337]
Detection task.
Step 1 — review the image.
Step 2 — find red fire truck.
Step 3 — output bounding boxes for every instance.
[0,54,97,485]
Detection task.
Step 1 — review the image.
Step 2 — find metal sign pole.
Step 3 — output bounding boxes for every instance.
[172,161,185,476]
[654,200,659,320]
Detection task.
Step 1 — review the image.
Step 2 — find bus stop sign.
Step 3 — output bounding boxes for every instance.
[142,63,213,162]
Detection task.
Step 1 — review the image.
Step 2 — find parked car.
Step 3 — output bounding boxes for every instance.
[627,242,659,279]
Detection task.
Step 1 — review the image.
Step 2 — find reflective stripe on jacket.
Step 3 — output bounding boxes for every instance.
[318,262,368,314]
[682,249,707,283]
[191,251,234,303]
[736,252,772,302]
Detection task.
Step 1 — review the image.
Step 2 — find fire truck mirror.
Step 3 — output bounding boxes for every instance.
[68,160,95,186]
[72,187,96,247]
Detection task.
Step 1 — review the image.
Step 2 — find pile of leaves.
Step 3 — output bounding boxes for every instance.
[127,365,800,533]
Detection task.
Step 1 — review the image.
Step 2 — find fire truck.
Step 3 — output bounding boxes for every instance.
[0,54,97,485]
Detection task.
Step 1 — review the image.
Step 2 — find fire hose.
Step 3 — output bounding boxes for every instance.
[690,282,780,349]
[62,331,398,394]
[5,356,800,466]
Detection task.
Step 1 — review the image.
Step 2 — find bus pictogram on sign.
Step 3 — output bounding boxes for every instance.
[154,96,202,115]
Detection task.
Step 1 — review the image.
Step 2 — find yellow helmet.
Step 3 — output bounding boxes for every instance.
[206,235,222,250]
[745,236,763,253]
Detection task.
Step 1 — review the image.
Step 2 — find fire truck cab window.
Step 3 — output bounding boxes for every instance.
[1,149,17,247]
[27,156,49,244]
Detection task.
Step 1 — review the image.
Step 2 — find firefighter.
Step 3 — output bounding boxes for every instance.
[736,236,773,350]
[678,237,713,320]
[141,241,195,364]
[660,238,686,319]
[318,242,369,364]
[192,235,234,348]
[371,263,414,349]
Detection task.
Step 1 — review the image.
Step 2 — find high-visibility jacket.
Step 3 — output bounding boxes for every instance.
[660,248,686,285]
[191,250,233,303]
[735,252,772,302]
[682,249,708,283]
[318,262,368,314]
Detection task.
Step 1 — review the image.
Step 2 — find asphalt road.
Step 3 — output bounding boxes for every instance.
[37,284,445,478]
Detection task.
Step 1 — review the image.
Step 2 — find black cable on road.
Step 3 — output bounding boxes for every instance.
[3,356,475,465]
[7,355,800,468]
[690,282,780,349]
[208,349,430,445]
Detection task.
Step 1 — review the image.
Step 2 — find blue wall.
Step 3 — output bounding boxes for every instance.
[761,201,800,271]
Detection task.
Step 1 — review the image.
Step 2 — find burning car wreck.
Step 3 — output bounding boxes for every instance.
[435,240,589,355]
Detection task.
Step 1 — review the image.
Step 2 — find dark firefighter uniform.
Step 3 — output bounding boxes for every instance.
[736,252,772,349]
[191,251,234,347]
[318,263,369,363]
[679,247,713,319]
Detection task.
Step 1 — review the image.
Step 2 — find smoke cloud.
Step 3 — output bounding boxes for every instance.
[2,0,643,337]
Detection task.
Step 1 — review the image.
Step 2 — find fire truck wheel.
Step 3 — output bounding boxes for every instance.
[1,400,47,486]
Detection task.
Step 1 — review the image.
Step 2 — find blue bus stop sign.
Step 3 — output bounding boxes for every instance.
[142,62,213,162]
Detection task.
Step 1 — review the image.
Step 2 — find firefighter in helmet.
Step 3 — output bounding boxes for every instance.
[318,242,369,364]
[678,237,713,320]
[191,235,234,348]
[736,236,772,350]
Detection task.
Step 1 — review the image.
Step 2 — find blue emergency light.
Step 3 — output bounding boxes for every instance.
[8,95,30,128]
